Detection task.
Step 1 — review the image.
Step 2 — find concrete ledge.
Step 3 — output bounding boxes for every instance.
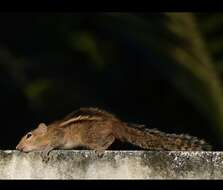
[0,150,222,179]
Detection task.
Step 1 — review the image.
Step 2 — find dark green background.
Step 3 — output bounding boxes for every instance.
[1,13,222,150]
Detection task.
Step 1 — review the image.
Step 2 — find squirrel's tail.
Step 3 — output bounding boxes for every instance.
[113,122,212,151]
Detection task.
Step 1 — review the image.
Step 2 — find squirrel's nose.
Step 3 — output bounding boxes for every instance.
[16,144,22,151]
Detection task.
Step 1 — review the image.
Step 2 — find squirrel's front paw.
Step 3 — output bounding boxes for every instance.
[41,152,51,163]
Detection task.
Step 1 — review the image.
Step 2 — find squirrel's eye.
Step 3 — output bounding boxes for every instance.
[26,133,32,139]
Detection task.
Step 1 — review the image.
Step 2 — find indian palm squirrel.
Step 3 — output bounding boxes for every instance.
[16,107,212,160]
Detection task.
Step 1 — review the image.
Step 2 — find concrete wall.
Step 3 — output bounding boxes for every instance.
[0,150,222,179]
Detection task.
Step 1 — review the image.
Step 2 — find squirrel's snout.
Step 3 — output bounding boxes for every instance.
[16,144,23,151]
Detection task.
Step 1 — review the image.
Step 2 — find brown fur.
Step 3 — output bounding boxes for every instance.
[16,107,212,154]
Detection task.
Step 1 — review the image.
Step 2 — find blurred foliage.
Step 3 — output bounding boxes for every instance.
[164,13,223,139]
[1,13,223,149]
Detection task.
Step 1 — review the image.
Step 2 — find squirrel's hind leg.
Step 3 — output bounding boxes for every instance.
[89,135,115,157]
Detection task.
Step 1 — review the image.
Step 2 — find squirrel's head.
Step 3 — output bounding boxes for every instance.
[16,123,48,152]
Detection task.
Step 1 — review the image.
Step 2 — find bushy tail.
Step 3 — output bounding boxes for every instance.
[113,123,212,151]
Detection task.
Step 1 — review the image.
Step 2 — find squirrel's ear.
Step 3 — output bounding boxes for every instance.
[37,123,47,134]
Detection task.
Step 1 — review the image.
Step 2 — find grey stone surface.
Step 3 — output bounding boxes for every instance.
[0,150,221,179]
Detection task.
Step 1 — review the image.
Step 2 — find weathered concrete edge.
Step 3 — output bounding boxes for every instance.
[0,150,223,179]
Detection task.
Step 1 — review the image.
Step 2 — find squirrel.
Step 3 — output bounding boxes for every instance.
[16,107,212,161]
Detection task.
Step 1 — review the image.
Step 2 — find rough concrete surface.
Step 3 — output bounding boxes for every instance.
[0,150,222,179]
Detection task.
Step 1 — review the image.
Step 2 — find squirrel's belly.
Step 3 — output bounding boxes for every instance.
[63,141,80,149]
